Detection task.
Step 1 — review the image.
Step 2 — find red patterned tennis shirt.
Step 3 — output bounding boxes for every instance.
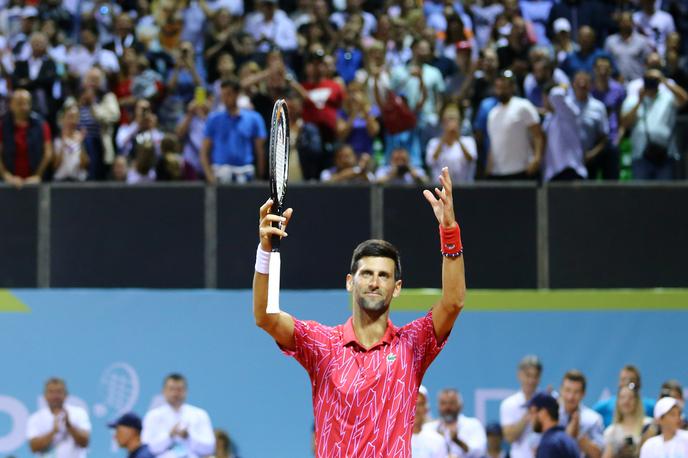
[282,311,448,458]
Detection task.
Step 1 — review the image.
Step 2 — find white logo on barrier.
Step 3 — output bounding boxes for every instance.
[0,395,30,452]
[93,362,140,419]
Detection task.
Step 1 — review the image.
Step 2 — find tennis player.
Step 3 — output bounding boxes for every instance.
[253,166,466,458]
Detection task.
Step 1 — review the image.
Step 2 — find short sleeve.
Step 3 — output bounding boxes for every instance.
[280,318,334,375]
[42,122,52,142]
[500,396,522,426]
[400,311,448,379]
[204,115,216,139]
[460,136,478,159]
[254,112,267,139]
[520,100,540,126]
[26,413,42,439]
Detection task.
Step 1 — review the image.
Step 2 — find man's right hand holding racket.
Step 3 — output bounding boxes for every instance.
[253,198,296,350]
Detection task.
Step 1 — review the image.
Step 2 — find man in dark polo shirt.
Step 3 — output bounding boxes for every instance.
[253,167,466,458]
[529,392,580,458]
[0,89,53,187]
[109,413,154,458]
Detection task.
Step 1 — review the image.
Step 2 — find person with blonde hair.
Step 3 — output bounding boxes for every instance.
[602,384,652,458]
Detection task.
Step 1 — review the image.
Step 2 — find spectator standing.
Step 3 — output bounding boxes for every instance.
[109,413,154,458]
[53,103,88,182]
[561,27,613,79]
[424,388,487,458]
[487,71,543,179]
[426,104,478,183]
[65,22,119,80]
[200,78,266,183]
[26,378,91,458]
[176,99,210,180]
[541,83,587,181]
[558,370,605,458]
[604,13,652,83]
[620,69,687,179]
[244,0,298,55]
[524,53,570,111]
[116,98,162,158]
[0,89,52,186]
[141,374,215,458]
[286,94,321,181]
[412,387,448,458]
[336,80,380,158]
[593,365,656,428]
[633,0,675,57]
[639,398,688,458]
[159,41,204,131]
[601,384,653,458]
[500,355,543,458]
[78,67,121,179]
[591,56,626,179]
[570,72,609,179]
[529,392,581,458]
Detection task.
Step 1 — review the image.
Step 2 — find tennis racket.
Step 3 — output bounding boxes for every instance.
[267,99,290,314]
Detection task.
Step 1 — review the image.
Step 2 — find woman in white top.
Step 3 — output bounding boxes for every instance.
[425,104,477,183]
[52,103,88,181]
[602,384,653,458]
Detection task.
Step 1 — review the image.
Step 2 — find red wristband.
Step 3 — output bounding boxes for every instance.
[440,224,463,257]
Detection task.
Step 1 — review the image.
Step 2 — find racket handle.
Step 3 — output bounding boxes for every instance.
[266,252,281,314]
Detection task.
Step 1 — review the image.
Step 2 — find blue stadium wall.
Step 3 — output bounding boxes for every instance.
[1,289,687,457]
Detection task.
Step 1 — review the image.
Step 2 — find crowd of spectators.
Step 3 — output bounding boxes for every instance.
[0,0,687,186]
[23,360,686,458]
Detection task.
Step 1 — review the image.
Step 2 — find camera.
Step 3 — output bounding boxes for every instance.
[643,76,660,91]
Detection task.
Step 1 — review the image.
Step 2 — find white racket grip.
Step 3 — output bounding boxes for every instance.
[266,252,281,314]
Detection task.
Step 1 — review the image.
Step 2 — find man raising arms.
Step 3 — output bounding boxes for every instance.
[253,167,466,457]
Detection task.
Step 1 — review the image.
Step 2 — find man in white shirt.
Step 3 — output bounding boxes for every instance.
[639,397,688,458]
[487,71,544,179]
[65,22,119,79]
[141,373,215,458]
[500,355,543,458]
[244,0,298,53]
[26,378,91,458]
[424,388,487,458]
[413,387,448,458]
[557,370,605,458]
[632,0,675,56]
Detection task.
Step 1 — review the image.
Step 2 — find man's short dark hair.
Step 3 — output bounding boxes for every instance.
[45,377,66,390]
[563,369,587,392]
[164,373,187,386]
[350,240,402,281]
[220,77,241,92]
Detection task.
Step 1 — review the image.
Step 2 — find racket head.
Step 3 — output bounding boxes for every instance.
[269,98,290,216]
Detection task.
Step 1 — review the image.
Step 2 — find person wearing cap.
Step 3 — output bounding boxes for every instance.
[529,392,580,458]
[141,373,215,458]
[500,355,543,458]
[639,380,688,446]
[424,388,487,458]
[557,370,605,458]
[26,378,91,458]
[413,386,448,458]
[639,398,688,458]
[485,423,507,458]
[551,18,576,66]
[110,413,154,458]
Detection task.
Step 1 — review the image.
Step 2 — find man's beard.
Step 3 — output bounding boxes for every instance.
[441,412,459,423]
[497,94,511,104]
[356,294,389,313]
[533,418,543,433]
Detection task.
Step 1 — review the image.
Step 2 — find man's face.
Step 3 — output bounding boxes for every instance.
[347,257,401,313]
[30,35,47,57]
[391,149,409,167]
[578,27,595,51]
[533,61,550,84]
[222,86,238,110]
[10,91,32,119]
[573,73,590,100]
[81,30,97,48]
[494,77,514,103]
[114,425,137,447]
[163,379,187,407]
[413,40,431,64]
[618,14,633,35]
[594,59,611,79]
[438,391,462,423]
[518,366,541,394]
[560,379,585,413]
[618,369,639,389]
[659,406,682,436]
[45,382,67,410]
[116,14,133,35]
